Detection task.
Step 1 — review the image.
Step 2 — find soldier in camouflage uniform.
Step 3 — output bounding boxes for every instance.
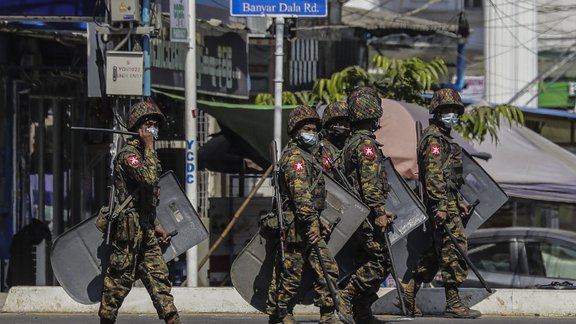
[401,88,480,319]
[314,100,350,179]
[266,105,353,324]
[339,87,394,324]
[99,101,181,324]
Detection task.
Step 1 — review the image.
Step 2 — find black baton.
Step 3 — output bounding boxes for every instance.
[443,224,493,293]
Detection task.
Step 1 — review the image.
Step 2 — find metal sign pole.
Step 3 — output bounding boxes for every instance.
[273,17,285,159]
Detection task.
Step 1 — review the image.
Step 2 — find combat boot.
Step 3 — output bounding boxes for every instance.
[353,303,385,324]
[319,306,338,324]
[284,312,297,324]
[165,312,181,324]
[393,279,423,317]
[100,318,115,324]
[268,308,288,324]
[444,285,481,319]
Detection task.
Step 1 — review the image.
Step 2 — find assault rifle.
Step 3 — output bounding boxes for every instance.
[270,140,286,262]
[104,113,123,245]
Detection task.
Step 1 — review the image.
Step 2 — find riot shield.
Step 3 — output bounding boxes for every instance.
[51,171,208,305]
[393,150,509,282]
[334,157,428,283]
[230,175,370,313]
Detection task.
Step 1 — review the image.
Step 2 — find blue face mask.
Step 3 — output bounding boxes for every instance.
[299,132,318,146]
[440,113,459,128]
[146,127,159,139]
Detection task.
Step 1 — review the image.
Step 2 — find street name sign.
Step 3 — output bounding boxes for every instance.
[230,0,327,17]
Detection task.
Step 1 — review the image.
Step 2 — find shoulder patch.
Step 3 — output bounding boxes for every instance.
[293,161,305,172]
[322,155,333,172]
[430,144,442,157]
[363,145,376,160]
[127,154,141,168]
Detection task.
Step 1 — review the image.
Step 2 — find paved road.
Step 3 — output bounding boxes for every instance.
[0,314,575,324]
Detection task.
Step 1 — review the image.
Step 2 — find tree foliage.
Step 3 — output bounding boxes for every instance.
[456,104,524,143]
[372,56,448,105]
[255,55,524,143]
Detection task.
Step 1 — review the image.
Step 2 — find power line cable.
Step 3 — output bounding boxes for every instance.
[402,0,444,17]
[523,59,576,107]
[486,0,539,55]
[480,2,572,64]
[506,40,576,104]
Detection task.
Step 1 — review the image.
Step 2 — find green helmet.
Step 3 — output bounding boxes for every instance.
[430,88,465,115]
[347,86,382,123]
[126,100,166,131]
[322,101,349,127]
[287,105,321,134]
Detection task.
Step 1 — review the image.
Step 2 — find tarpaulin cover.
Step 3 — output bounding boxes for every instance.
[473,123,576,203]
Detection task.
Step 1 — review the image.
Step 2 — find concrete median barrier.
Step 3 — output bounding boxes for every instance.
[2,286,575,317]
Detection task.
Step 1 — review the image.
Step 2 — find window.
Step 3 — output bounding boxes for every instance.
[465,0,482,9]
[525,241,576,280]
[468,242,512,273]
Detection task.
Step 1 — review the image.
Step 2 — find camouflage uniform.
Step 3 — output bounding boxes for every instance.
[314,100,349,180]
[340,88,392,322]
[414,122,467,285]
[315,138,341,179]
[266,106,341,324]
[99,102,179,323]
[405,88,480,318]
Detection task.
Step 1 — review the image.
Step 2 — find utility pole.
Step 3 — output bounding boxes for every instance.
[273,17,285,159]
[184,0,199,287]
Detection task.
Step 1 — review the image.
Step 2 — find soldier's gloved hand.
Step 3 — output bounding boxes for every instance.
[374,214,391,232]
[155,223,172,244]
[459,202,470,218]
[307,225,321,245]
[386,210,396,223]
[435,211,448,225]
[139,127,155,150]
[320,221,332,240]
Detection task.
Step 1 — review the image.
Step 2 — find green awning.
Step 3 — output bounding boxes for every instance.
[197,100,296,164]
[152,88,296,165]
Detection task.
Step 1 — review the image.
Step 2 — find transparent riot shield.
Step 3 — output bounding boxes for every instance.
[393,150,509,282]
[231,175,369,312]
[51,171,208,305]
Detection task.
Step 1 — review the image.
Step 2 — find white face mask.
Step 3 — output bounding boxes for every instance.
[440,113,459,128]
[299,132,318,146]
[146,127,159,139]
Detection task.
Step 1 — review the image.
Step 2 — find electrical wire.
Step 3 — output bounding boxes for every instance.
[480,0,573,65]
[207,0,228,10]
[523,59,576,107]
[486,0,539,55]
[402,0,444,17]
[343,0,406,22]
[112,26,132,51]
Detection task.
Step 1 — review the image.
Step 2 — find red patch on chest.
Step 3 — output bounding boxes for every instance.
[323,155,333,172]
[293,161,305,172]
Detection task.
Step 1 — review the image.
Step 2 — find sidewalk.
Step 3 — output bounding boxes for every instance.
[2,287,576,316]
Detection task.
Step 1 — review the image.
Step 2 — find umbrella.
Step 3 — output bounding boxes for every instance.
[375,99,478,180]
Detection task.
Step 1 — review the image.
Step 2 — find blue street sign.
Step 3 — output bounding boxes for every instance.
[230,0,327,17]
